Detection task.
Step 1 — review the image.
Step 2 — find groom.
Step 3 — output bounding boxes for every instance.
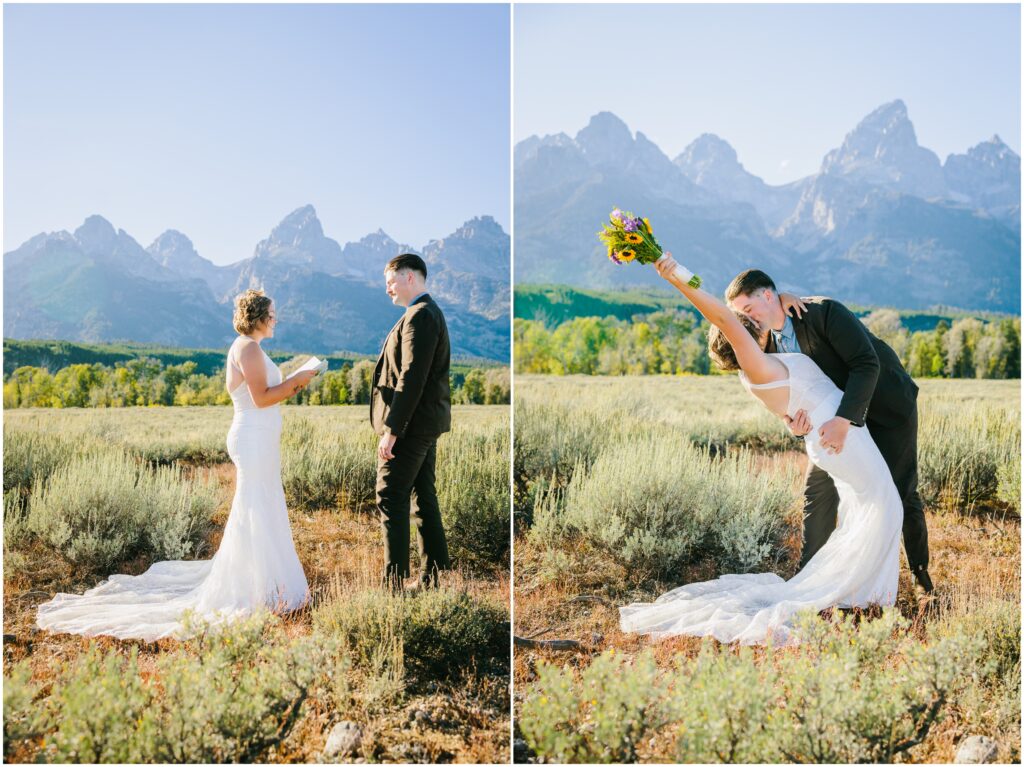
[725,269,933,597]
[371,253,452,591]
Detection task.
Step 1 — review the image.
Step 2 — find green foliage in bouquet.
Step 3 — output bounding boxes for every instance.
[597,209,663,266]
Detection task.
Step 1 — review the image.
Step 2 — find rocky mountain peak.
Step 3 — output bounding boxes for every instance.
[967,135,1020,166]
[150,229,194,251]
[450,215,502,241]
[575,111,634,165]
[679,133,740,166]
[825,100,919,169]
[73,215,118,253]
[147,230,204,270]
[821,99,945,198]
[254,205,330,261]
[270,204,323,243]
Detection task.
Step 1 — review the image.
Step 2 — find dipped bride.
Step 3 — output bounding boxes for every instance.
[619,255,903,646]
[36,289,318,641]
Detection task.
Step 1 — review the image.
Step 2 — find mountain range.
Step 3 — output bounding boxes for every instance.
[4,207,510,360]
[515,100,1020,313]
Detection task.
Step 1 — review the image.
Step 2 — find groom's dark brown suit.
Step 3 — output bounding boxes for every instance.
[767,297,928,577]
[371,293,451,586]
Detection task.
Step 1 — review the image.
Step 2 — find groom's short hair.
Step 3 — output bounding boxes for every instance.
[726,269,777,302]
[385,253,427,281]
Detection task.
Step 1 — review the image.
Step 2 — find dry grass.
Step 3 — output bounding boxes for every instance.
[513,376,1021,764]
[3,407,510,764]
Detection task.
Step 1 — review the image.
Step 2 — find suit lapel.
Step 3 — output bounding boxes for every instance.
[379,294,431,359]
[792,311,813,355]
[381,315,404,353]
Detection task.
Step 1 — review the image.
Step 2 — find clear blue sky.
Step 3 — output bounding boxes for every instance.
[515,3,1020,186]
[4,4,510,264]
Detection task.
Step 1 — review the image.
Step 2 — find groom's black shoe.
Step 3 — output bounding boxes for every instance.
[913,567,934,596]
[405,569,441,595]
[405,580,439,596]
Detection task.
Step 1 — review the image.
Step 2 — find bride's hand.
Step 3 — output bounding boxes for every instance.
[654,252,678,280]
[779,292,808,319]
[784,409,812,437]
[290,369,317,393]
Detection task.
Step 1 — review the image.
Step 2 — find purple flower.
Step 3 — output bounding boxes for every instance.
[609,251,623,265]
[610,209,623,222]
[623,217,640,232]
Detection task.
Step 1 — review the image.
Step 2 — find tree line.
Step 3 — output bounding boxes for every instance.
[514,310,1021,379]
[3,358,510,408]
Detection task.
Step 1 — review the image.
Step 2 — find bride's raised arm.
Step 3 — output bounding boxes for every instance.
[654,253,778,383]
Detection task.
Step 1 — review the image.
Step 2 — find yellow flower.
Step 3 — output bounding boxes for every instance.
[643,218,652,233]
[619,250,636,262]
[625,233,643,244]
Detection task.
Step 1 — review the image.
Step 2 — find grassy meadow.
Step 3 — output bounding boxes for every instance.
[513,375,1020,764]
[3,404,510,764]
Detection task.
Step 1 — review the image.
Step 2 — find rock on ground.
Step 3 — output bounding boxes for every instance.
[955,735,999,764]
[323,721,363,760]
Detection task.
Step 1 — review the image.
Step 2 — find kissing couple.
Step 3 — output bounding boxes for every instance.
[36,253,452,640]
[621,255,932,646]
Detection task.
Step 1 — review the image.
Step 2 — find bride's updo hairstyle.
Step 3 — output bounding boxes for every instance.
[708,313,763,371]
[233,289,273,335]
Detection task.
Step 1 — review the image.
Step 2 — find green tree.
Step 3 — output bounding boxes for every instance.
[348,360,375,405]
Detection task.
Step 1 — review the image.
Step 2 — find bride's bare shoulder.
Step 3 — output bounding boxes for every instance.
[233,337,260,354]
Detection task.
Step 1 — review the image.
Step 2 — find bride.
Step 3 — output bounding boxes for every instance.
[36,289,319,641]
[619,255,903,646]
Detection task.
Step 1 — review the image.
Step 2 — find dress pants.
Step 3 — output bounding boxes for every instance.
[376,433,451,587]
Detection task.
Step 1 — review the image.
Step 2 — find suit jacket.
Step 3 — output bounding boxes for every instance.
[370,293,451,438]
[766,297,918,430]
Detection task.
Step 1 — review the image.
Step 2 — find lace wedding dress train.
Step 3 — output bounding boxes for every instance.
[620,353,903,646]
[36,348,309,641]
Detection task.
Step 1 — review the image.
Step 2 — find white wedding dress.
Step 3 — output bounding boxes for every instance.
[620,352,903,646]
[36,347,309,641]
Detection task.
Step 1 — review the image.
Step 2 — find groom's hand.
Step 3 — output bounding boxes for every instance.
[784,409,812,437]
[378,432,397,461]
[818,416,851,454]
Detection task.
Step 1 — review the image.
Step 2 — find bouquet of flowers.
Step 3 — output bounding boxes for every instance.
[596,208,701,288]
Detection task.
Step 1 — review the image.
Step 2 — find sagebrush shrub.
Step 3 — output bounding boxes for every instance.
[2,662,43,760]
[437,421,510,571]
[3,613,335,764]
[918,402,1020,508]
[3,427,108,495]
[313,587,507,682]
[531,436,797,583]
[25,451,218,574]
[521,610,987,765]
[519,649,665,763]
[997,451,1021,510]
[281,417,377,511]
[931,599,1020,682]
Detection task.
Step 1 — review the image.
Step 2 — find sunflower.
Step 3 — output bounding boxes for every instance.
[619,249,637,262]
[643,218,653,234]
[625,232,643,244]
